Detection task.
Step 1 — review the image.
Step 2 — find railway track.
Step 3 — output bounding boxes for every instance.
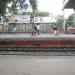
[0,46,75,51]
[0,47,75,55]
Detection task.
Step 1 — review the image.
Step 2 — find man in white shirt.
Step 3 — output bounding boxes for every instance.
[12,26,16,34]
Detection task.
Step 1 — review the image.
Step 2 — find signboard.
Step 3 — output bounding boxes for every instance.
[34,17,56,23]
[8,15,30,23]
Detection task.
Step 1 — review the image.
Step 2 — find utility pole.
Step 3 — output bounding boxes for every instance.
[73,8,75,26]
[62,0,66,32]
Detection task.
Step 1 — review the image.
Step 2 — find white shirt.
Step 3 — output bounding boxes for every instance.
[13,27,16,32]
[37,25,40,29]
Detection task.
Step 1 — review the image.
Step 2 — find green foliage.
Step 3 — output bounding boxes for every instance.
[0,1,6,15]
[38,11,49,17]
[7,1,18,14]
[18,0,28,12]
[0,0,38,15]
[0,0,11,15]
[7,0,29,15]
[56,15,64,31]
[66,14,74,26]
[29,0,37,11]
[56,15,63,25]
[22,12,31,15]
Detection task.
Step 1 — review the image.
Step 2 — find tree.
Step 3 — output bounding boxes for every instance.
[38,11,49,17]
[16,0,29,14]
[7,0,18,15]
[0,0,13,15]
[56,15,64,31]
[66,14,74,26]
[0,0,37,15]
[8,0,38,15]
[29,0,37,11]
[7,0,29,15]
[29,0,38,23]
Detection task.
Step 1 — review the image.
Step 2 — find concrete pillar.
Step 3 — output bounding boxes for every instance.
[62,9,66,32]
[73,9,75,26]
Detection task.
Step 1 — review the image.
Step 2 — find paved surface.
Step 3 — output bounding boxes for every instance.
[0,33,75,40]
[0,33,75,38]
[0,56,75,75]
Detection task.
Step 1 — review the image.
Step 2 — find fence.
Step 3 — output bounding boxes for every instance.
[0,23,55,33]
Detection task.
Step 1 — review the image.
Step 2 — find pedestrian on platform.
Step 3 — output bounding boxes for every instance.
[12,25,16,34]
[36,23,40,35]
[52,26,60,36]
[31,24,37,36]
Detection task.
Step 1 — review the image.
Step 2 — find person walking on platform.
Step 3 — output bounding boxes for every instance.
[31,24,37,36]
[52,26,60,36]
[12,25,16,34]
[36,23,40,35]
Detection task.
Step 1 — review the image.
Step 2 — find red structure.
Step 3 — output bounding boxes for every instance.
[0,39,75,47]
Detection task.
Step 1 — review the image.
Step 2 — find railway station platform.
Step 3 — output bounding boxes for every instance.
[0,33,75,55]
[0,33,75,47]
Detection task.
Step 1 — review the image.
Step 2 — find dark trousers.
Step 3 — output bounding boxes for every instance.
[31,29,36,36]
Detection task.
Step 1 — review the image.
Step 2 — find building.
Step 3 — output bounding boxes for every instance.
[63,0,75,9]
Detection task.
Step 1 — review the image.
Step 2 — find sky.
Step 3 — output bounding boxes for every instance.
[7,0,74,18]
[37,0,74,18]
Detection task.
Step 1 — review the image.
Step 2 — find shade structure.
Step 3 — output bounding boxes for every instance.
[64,0,75,9]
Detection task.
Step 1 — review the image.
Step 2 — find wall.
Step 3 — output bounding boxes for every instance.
[0,23,55,33]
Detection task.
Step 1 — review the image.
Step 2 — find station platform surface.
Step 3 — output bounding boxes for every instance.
[0,33,75,40]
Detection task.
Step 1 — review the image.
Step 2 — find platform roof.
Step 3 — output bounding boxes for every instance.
[64,0,75,9]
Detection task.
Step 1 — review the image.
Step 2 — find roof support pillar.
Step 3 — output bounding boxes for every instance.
[62,9,66,32]
[73,8,75,26]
